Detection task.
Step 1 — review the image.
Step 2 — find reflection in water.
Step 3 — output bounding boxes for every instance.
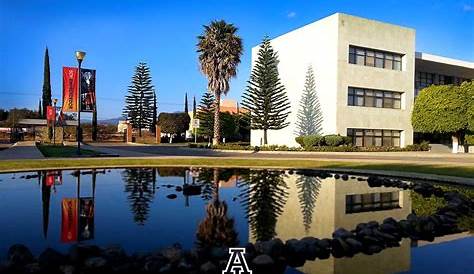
[122,168,156,225]
[239,170,289,242]
[296,175,321,232]
[40,172,51,239]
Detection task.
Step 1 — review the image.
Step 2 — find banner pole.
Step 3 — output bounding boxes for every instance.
[77,60,82,155]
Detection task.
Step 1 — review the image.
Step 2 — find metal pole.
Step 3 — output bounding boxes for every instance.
[53,101,56,145]
[77,60,82,155]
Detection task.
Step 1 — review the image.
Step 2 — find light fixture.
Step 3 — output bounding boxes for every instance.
[75,51,86,61]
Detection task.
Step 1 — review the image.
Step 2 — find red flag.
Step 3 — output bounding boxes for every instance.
[61,198,78,242]
[62,67,79,112]
[46,106,56,123]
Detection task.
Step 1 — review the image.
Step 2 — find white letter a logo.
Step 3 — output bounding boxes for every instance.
[222,247,252,274]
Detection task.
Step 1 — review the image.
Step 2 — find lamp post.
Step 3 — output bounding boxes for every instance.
[75,51,86,155]
[52,98,58,144]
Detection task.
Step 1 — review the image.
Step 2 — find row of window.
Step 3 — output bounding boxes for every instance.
[347,128,401,147]
[346,191,400,214]
[348,87,402,109]
[415,71,470,96]
[349,46,402,71]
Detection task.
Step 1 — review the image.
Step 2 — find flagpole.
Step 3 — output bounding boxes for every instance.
[75,51,86,155]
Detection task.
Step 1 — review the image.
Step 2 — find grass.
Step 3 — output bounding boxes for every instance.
[37,144,101,158]
[0,157,473,179]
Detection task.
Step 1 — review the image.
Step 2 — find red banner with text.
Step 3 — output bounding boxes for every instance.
[61,198,78,243]
[62,67,78,112]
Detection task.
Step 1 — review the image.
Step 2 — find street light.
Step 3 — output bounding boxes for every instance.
[75,51,86,155]
[52,98,58,145]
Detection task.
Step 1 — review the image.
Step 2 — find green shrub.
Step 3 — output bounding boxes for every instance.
[303,135,323,147]
[323,134,344,146]
[295,136,305,147]
[466,135,474,145]
[342,136,352,146]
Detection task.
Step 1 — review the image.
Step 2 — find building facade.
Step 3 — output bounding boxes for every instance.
[250,13,474,147]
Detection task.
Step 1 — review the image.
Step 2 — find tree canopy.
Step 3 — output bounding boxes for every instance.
[295,66,323,136]
[157,112,190,135]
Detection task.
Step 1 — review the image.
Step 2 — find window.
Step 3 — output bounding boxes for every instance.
[347,87,402,109]
[346,191,400,213]
[347,128,402,147]
[349,45,403,71]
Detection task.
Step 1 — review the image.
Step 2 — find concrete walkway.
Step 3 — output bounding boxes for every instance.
[0,141,44,160]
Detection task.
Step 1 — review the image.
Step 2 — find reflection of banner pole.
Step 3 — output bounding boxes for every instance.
[61,198,78,242]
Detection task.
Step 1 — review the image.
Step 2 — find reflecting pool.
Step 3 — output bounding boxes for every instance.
[0,168,472,274]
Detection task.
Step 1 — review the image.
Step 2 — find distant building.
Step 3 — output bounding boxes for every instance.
[250,13,474,148]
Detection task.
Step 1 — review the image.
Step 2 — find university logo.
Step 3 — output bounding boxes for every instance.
[222,247,252,274]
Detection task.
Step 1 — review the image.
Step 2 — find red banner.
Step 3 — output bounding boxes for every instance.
[62,67,78,112]
[45,171,62,186]
[61,198,78,243]
[46,106,55,123]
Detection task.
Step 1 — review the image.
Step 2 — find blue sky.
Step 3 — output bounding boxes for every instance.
[1,0,473,119]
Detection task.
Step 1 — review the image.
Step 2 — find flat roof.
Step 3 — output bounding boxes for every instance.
[415,52,474,69]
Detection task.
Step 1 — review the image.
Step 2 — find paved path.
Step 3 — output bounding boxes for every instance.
[85,143,474,166]
[0,141,44,160]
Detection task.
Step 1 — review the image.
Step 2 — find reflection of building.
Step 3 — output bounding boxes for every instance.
[249,174,411,274]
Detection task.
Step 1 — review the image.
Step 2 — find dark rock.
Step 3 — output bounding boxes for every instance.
[144,258,166,272]
[367,221,379,228]
[318,238,331,249]
[300,237,319,260]
[357,177,366,181]
[23,263,41,273]
[38,248,65,269]
[7,244,34,266]
[166,194,177,199]
[363,244,383,255]
[200,261,216,274]
[175,186,183,192]
[255,238,284,258]
[84,256,107,268]
[161,244,183,264]
[341,174,349,181]
[332,228,353,239]
[407,213,418,222]
[345,238,363,253]
[101,245,127,263]
[331,238,352,258]
[252,254,274,268]
[68,244,101,263]
[59,264,75,274]
[334,174,340,179]
[367,176,382,187]
[285,239,307,267]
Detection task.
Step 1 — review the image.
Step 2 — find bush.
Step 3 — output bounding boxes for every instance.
[303,135,323,147]
[323,134,344,146]
[342,136,352,146]
[295,136,305,147]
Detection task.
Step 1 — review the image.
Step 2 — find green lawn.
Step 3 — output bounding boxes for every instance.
[37,144,101,158]
[0,157,473,179]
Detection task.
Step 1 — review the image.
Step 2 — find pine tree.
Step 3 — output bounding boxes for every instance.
[122,62,155,137]
[296,175,321,232]
[241,37,291,145]
[295,66,323,136]
[150,91,158,134]
[184,92,189,113]
[122,168,155,225]
[196,91,215,140]
[42,47,52,118]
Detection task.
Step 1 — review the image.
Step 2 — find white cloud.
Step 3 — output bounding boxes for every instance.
[287,11,296,18]
[463,4,474,11]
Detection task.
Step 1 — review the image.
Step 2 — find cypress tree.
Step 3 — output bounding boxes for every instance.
[295,66,323,136]
[42,47,52,118]
[122,62,155,137]
[196,91,215,140]
[38,99,42,118]
[184,92,189,113]
[192,96,197,118]
[241,37,291,145]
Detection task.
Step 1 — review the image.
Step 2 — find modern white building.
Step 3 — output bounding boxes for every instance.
[250,13,474,148]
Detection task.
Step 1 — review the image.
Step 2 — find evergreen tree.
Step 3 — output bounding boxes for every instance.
[38,99,42,118]
[296,175,321,232]
[239,170,289,241]
[42,47,52,118]
[122,62,155,137]
[122,168,156,225]
[196,91,215,140]
[295,66,323,136]
[150,91,157,134]
[192,96,197,118]
[241,37,291,145]
[184,92,189,113]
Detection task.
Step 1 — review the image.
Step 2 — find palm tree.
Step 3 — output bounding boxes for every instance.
[197,20,243,145]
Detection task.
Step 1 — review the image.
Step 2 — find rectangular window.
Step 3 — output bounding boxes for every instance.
[347,128,402,147]
[349,46,403,71]
[346,191,401,213]
[347,87,401,109]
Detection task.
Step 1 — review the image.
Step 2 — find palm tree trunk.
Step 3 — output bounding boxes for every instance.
[213,92,221,145]
[213,168,220,202]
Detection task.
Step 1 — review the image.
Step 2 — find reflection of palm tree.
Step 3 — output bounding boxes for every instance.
[239,170,289,242]
[197,169,215,202]
[296,175,321,233]
[122,168,156,225]
[196,168,239,248]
